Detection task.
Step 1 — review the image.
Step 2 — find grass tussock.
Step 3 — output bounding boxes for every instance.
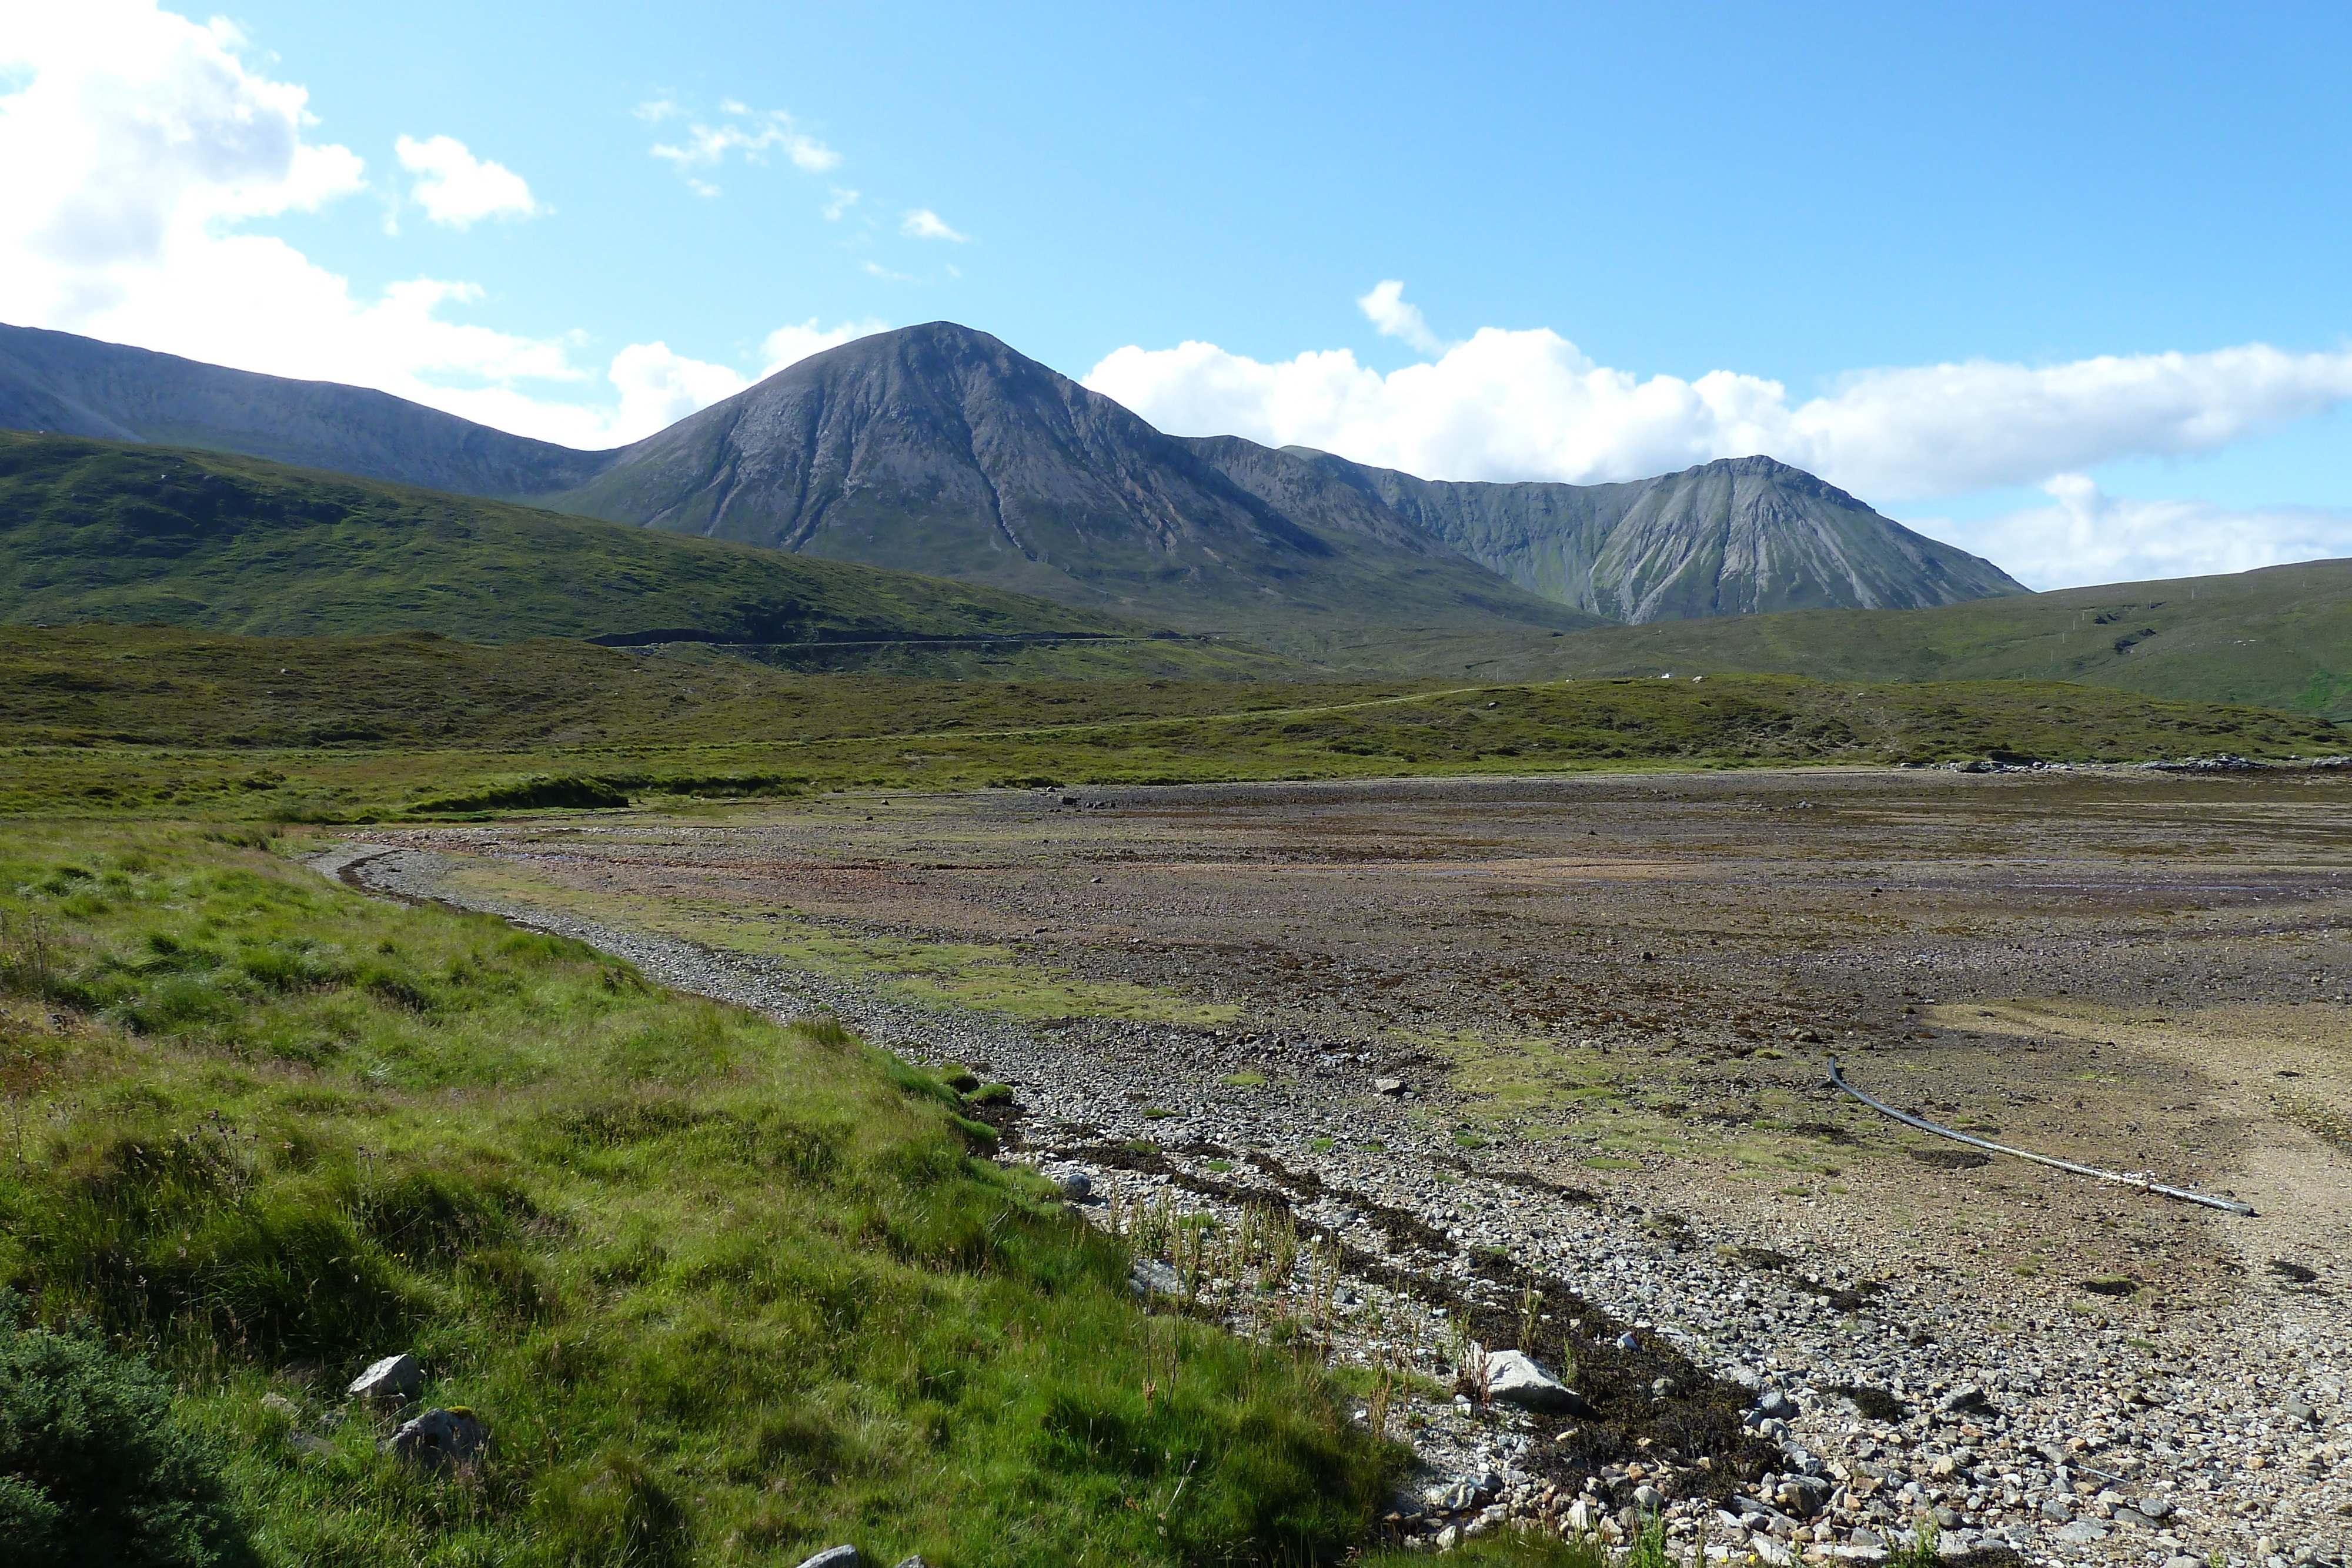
[0,825,1402,1565]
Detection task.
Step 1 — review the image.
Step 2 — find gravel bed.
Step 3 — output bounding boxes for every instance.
[316,842,2351,1568]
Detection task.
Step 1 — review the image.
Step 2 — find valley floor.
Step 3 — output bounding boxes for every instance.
[323,764,2352,1567]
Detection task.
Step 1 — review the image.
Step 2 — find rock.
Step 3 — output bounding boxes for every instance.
[2112,1506,2155,1529]
[2056,1520,2109,1544]
[1613,1332,1641,1350]
[1482,1349,1595,1415]
[2283,1397,2318,1426]
[1633,1484,1664,1510]
[2166,1558,2208,1568]
[385,1407,489,1472]
[1434,1524,1460,1550]
[1752,1538,1793,1566]
[1372,1078,1404,1095]
[2039,1497,2072,1522]
[260,1392,300,1419]
[348,1352,422,1402]
[1429,1479,1479,1511]
[1935,1384,1989,1415]
[1779,1475,1830,1516]
[795,1550,858,1568]
[289,1432,334,1458]
[1756,1388,1798,1420]
[1848,1527,1886,1550]
[1055,1171,1092,1201]
[890,1559,927,1568]
[2137,1497,2176,1522]
[1128,1259,1182,1297]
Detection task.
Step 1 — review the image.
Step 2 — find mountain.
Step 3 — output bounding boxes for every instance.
[537,323,1596,649]
[0,322,616,499]
[0,430,1161,651]
[1182,438,2026,621]
[1484,557,2352,720]
[0,319,2022,650]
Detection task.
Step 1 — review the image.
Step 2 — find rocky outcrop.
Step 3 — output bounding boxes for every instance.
[1183,439,2027,623]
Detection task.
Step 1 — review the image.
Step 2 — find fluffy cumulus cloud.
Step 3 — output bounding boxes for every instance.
[0,2,565,402]
[1924,479,2352,591]
[1357,279,1443,355]
[0,5,879,448]
[600,319,888,439]
[900,208,967,242]
[1087,295,2352,505]
[394,134,539,228]
[642,98,838,196]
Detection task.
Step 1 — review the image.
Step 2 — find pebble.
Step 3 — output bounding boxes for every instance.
[336,842,2352,1567]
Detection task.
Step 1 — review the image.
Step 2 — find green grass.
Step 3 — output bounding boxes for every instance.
[0,825,1401,1564]
[0,432,1141,648]
[427,873,1242,1029]
[1509,557,2352,718]
[0,644,2337,820]
[0,623,1411,752]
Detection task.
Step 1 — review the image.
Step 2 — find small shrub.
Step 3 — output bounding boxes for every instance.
[410,775,630,814]
[791,1014,856,1049]
[531,1449,691,1568]
[0,1316,253,1567]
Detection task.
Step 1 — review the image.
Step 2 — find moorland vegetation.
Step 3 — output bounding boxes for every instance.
[0,825,1405,1564]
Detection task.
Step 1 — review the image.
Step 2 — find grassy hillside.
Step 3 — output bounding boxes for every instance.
[1504,558,2352,718]
[0,633,2336,818]
[0,824,1400,1564]
[0,432,1146,648]
[0,624,1409,750]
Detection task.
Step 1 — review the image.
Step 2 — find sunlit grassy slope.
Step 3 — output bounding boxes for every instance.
[0,432,1150,648]
[1511,558,2352,718]
[0,825,1399,1564]
[0,624,1398,751]
[0,623,2337,819]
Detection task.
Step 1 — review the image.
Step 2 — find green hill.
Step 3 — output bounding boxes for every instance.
[0,623,1412,751]
[0,431,1157,649]
[0,621,2337,820]
[1466,558,2352,718]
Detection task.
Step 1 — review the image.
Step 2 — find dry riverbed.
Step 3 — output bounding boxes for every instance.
[317,763,2352,1567]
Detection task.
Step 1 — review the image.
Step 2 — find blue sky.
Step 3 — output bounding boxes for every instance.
[4,1,2350,587]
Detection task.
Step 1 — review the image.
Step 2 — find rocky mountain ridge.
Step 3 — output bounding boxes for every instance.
[0,319,2025,638]
[1184,437,2024,620]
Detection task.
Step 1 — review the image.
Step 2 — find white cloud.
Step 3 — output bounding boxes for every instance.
[647,101,839,192]
[0,4,877,452]
[759,317,887,372]
[0,1,365,322]
[1917,477,2352,591]
[900,208,967,242]
[1084,305,2352,504]
[1357,279,1443,355]
[823,186,858,220]
[604,340,757,442]
[576,319,891,445]
[861,260,917,282]
[394,133,539,228]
